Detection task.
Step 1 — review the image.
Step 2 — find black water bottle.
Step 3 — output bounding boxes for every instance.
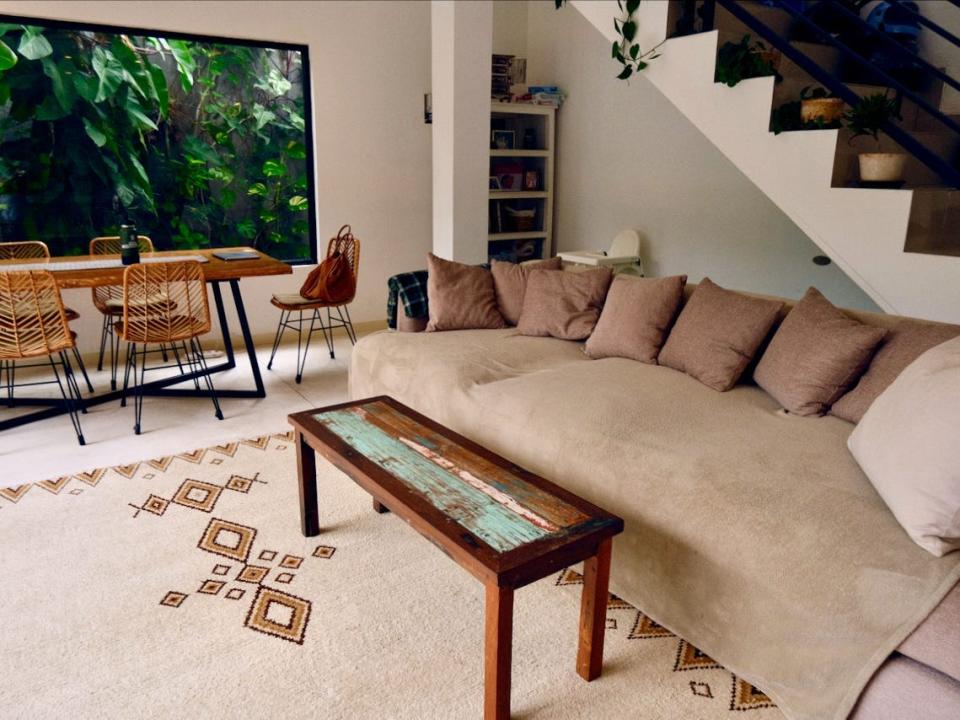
[120,224,140,265]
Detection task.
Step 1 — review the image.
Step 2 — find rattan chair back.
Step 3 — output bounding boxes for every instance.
[119,261,211,344]
[0,271,74,359]
[326,231,360,304]
[90,236,155,314]
[0,241,50,260]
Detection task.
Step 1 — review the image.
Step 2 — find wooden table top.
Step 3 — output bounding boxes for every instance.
[0,247,292,288]
[289,397,623,587]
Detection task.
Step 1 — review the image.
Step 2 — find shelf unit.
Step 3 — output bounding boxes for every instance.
[488,102,556,262]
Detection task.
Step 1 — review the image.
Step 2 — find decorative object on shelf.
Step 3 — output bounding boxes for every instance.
[799,87,844,125]
[716,35,782,88]
[522,128,537,149]
[504,206,536,233]
[492,130,515,150]
[492,54,513,99]
[523,171,540,191]
[493,162,523,190]
[843,91,906,184]
[489,177,502,191]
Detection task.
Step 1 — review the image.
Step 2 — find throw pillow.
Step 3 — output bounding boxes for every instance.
[658,278,783,391]
[491,256,562,326]
[831,319,960,423]
[585,274,687,364]
[516,267,613,341]
[754,287,887,416]
[848,336,960,556]
[425,253,506,332]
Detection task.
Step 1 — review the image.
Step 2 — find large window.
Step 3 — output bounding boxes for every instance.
[0,15,316,263]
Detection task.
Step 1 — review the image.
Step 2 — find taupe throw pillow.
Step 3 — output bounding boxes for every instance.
[491,257,562,326]
[585,274,687,364]
[754,287,887,416]
[516,267,613,341]
[425,253,506,332]
[658,277,783,392]
[831,319,960,423]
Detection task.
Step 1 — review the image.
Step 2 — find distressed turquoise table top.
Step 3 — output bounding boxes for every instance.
[311,399,608,554]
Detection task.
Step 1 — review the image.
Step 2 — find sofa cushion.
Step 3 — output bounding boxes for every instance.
[491,257,562,326]
[848,336,960,556]
[755,287,887,416]
[658,277,782,391]
[516,267,612,341]
[425,253,506,332]
[831,319,960,423]
[585,274,686,364]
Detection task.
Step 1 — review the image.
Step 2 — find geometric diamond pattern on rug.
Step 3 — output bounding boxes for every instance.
[197,518,257,563]
[275,572,295,584]
[177,449,206,464]
[225,473,261,493]
[241,436,270,450]
[212,564,231,576]
[198,580,226,595]
[74,469,108,486]
[690,680,713,699]
[279,554,303,570]
[555,567,583,586]
[237,565,270,584]
[312,545,336,559]
[674,639,722,672]
[142,495,170,516]
[259,550,278,562]
[225,588,246,601]
[172,479,223,513]
[628,612,675,640]
[112,464,140,479]
[160,591,188,608]
[209,443,239,458]
[244,586,312,644]
[147,456,174,472]
[730,676,775,711]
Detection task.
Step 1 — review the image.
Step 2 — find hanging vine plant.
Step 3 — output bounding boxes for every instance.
[555,0,664,81]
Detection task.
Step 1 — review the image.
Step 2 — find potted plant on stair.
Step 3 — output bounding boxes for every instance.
[844,91,906,185]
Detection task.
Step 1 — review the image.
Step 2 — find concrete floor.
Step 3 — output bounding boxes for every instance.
[0,332,359,489]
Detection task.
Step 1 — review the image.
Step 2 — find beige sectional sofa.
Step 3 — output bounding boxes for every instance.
[349,287,960,720]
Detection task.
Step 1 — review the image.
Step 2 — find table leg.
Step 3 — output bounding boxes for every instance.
[296,431,319,536]
[372,499,390,514]
[484,583,514,720]
[576,537,612,681]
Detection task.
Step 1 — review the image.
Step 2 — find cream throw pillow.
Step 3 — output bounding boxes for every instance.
[848,336,960,556]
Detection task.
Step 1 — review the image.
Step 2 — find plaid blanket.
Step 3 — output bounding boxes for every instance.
[387,270,429,329]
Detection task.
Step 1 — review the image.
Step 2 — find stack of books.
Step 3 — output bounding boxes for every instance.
[527,86,564,108]
[492,54,513,99]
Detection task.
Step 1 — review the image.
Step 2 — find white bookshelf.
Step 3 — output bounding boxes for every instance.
[488,102,556,262]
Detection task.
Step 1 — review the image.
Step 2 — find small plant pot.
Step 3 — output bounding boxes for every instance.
[800,97,843,124]
[858,152,907,183]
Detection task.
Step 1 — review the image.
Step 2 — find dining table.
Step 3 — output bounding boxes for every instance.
[0,246,292,433]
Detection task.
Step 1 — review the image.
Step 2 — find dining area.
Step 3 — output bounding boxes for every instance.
[0,235,295,448]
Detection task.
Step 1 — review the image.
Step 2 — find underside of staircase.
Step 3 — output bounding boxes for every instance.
[570,0,960,324]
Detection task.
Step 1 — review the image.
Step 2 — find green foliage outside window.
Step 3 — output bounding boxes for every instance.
[0,19,314,262]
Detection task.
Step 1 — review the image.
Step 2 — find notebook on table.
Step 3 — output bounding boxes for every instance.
[213,250,260,261]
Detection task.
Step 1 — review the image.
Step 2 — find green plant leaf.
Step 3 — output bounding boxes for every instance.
[82,117,108,147]
[288,195,308,210]
[252,104,276,131]
[621,21,636,42]
[611,41,620,59]
[636,60,648,71]
[629,44,639,60]
[285,141,306,159]
[17,28,52,60]
[125,96,158,130]
[92,47,124,102]
[236,219,257,239]
[247,182,268,197]
[617,65,633,80]
[626,0,641,14]
[167,39,196,92]
[0,38,16,70]
[146,63,169,117]
[262,159,286,177]
[41,58,74,112]
[35,94,68,121]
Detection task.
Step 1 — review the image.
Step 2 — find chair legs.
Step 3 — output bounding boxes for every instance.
[97,314,124,391]
[267,304,357,383]
[48,352,85,446]
[122,337,224,435]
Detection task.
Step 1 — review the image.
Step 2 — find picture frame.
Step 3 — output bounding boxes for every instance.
[491,130,515,150]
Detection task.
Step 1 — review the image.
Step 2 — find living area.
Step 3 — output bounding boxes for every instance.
[2,2,960,720]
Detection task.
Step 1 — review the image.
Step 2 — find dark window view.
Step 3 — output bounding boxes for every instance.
[0,17,315,262]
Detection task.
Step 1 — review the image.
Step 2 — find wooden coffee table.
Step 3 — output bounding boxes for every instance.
[289,396,624,720]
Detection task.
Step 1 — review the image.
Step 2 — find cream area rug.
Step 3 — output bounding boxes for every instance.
[0,434,782,719]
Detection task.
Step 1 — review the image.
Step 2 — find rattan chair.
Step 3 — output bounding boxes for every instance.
[266,232,360,383]
[90,235,155,390]
[0,241,93,399]
[0,270,86,445]
[117,260,223,435]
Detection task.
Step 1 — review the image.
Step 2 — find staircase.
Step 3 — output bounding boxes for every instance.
[569,0,960,323]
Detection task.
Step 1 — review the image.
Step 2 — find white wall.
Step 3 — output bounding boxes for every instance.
[526,0,881,310]
[493,0,528,56]
[0,1,433,352]
[918,1,960,114]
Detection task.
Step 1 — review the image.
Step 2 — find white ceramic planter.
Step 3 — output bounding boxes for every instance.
[858,152,907,182]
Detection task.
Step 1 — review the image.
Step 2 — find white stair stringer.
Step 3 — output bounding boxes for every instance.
[571,1,960,323]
